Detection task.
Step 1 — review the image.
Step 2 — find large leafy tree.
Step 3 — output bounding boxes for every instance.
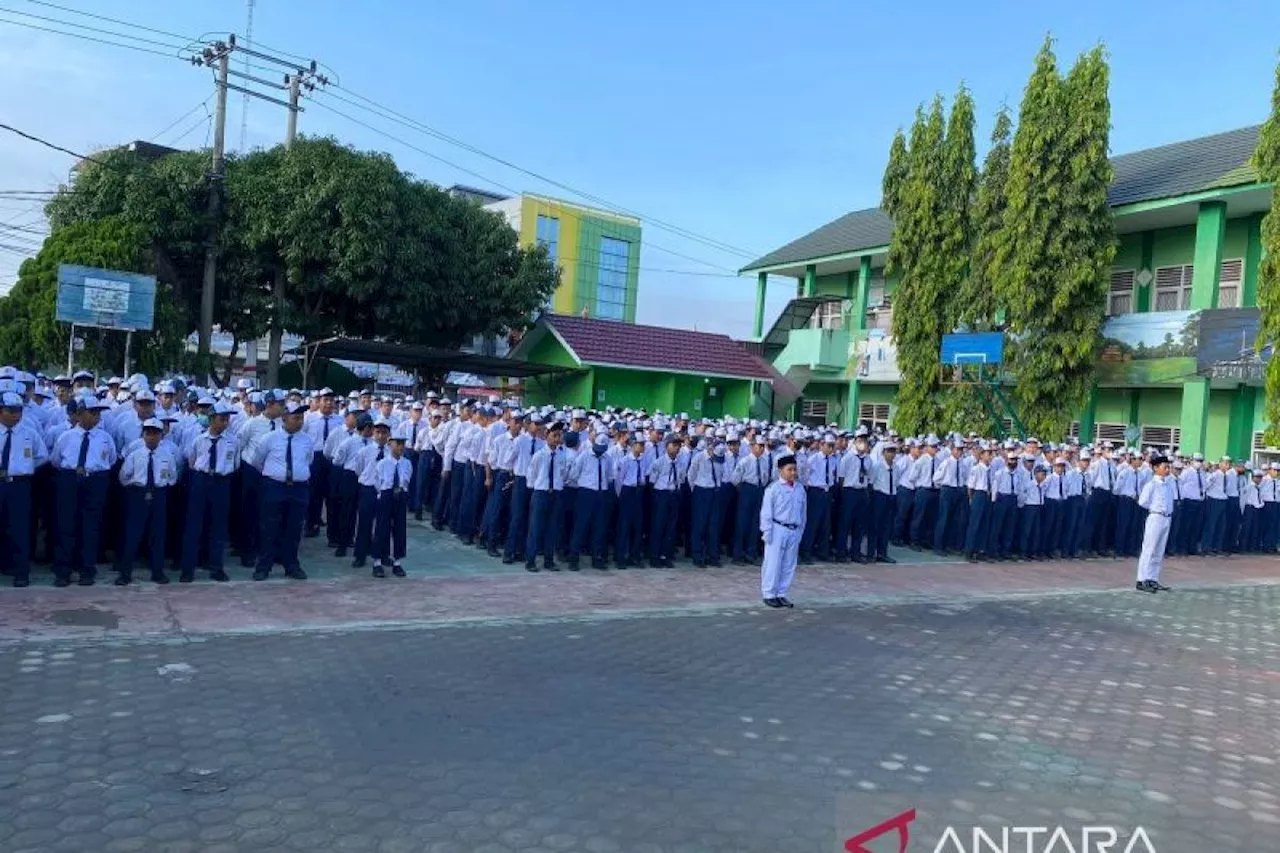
[35,136,559,385]
[1254,55,1280,441]
[994,37,1114,439]
[0,217,186,374]
[963,105,1013,329]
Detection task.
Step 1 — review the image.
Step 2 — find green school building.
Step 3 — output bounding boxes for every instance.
[741,125,1278,465]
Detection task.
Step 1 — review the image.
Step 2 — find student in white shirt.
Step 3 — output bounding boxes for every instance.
[372,424,414,578]
[114,418,179,586]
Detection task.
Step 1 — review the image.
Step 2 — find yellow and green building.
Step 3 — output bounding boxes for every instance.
[742,125,1279,464]
[484,193,642,323]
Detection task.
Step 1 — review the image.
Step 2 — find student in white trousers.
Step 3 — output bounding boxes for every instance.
[760,454,806,609]
[1135,454,1174,593]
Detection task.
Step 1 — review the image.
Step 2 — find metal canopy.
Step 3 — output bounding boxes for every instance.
[760,296,844,355]
[284,337,581,380]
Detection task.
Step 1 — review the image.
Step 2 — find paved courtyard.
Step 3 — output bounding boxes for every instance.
[1,553,1279,851]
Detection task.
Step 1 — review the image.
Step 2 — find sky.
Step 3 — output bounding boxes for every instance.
[0,0,1277,340]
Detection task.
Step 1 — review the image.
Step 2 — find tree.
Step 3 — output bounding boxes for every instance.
[963,105,1013,329]
[0,217,186,374]
[994,37,1115,439]
[881,129,909,218]
[1255,53,1280,441]
[37,136,560,385]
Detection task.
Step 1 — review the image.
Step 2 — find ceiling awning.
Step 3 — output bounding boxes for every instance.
[285,337,582,380]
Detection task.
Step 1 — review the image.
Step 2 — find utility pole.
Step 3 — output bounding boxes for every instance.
[265,73,302,387]
[192,39,326,386]
[195,37,232,374]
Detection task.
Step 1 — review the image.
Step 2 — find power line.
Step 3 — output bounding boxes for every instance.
[309,98,739,274]
[149,97,212,142]
[0,13,187,58]
[19,0,197,44]
[317,87,761,260]
[0,122,106,167]
[0,4,192,51]
[168,110,212,148]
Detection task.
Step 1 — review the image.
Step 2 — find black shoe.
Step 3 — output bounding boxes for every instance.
[877,555,897,564]
[909,544,923,552]
[545,562,559,572]
[1152,581,1172,591]
[763,597,782,608]
[567,561,581,571]
[391,564,406,578]
[776,597,794,608]
[525,562,539,572]
[12,576,29,588]
[460,537,474,546]
[305,527,319,538]
[351,558,366,569]
[285,568,308,580]
[372,565,386,578]
[240,557,255,569]
[335,546,348,558]
[487,548,500,558]
[152,572,171,585]
[595,561,610,570]
[707,560,722,568]
[210,569,230,582]
[77,574,95,587]
[502,556,516,565]
[252,570,269,581]
[54,576,71,588]
[178,570,194,583]
[414,512,424,521]
[114,574,131,587]
[1136,581,1155,593]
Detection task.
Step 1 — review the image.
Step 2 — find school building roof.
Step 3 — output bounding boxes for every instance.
[742,124,1264,273]
[515,313,787,384]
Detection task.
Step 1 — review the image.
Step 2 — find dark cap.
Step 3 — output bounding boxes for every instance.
[776,454,797,469]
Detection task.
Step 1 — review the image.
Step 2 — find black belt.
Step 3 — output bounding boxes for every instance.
[1156,512,1173,517]
[778,522,799,529]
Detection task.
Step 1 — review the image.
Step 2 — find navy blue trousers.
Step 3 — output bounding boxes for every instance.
[893,488,915,544]
[0,477,32,582]
[987,493,1017,559]
[374,489,408,563]
[1086,489,1113,553]
[1061,496,1084,557]
[505,476,530,561]
[964,491,990,555]
[733,483,763,561]
[237,465,261,563]
[1019,504,1043,557]
[1178,500,1205,555]
[689,486,721,564]
[616,485,644,564]
[54,470,108,580]
[569,487,607,563]
[910,488,938,548]
[934,486,964,554]
[649,489,679,564]
[354,484,379,561]
[1114,495,1139,557]
[481,470,511,546]
[255,479,308,574]
[870,491,895,559]
[180,472,231,572]
[836,487,870,560]
[1201,499,1227,552]
[115,485,167,577]
[525,490,562,565]
[800,486,831,561]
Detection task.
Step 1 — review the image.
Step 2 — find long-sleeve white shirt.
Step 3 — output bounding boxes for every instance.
[760,479,806,539]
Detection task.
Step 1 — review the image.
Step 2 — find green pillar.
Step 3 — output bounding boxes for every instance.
[753,272,768,339]
[852,256,872,331]
[803,264,816,297]
[1136,232,1155,313]
[1179,378,1211,455]
[1127,390,1140,433]
[1079,384,1099,445]
[846,379,861,430]
[1191,201,1227,310]
[1242,213,1263,308]
[1228,385,1258,461]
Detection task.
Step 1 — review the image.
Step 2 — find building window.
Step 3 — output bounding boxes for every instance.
[1218,258,1243,309]
[595,236,629,321]
[1108,269,1135,315]
[1154,264,1193,312]
[536,215,559,263]
[1140,425,1181,455]
[867,274,887,309]
[859,403,890,432]
[809,300,847,330]
[1094,422,1128,446]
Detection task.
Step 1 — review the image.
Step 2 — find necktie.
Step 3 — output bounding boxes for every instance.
[77,431,90,471]
[929,456,935,486]
[757,457,764,485]
[711,458,719,488]
[411,423,418,447]
[889,463,895,496]
[209,436,219,473]
[597,457,603,489]
[1104,463,1111,489]
[377,446,385,462]
[323,417,331,442]
[826,457,833,488]
[859,456,866,485]
[0,428,10,474]
[1197,470,1203,496]
[669,461,676,488]
[953,460,960,487]
[271,419,277,431]
[549,451,556,490]
[285,434,294,482]
[986,467,992,493]
[635,458,641,486]
[1058,477,1064,500]
[146,450,155,488]
[392,462,401,492]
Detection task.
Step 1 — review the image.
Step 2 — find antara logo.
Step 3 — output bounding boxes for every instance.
[844,808,1159,853]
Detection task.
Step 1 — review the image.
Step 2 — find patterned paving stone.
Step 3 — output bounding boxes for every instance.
[0,585,1278,850]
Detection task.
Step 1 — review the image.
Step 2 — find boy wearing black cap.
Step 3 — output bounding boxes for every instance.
[1136,455,1174,592]
[760,453,806,608]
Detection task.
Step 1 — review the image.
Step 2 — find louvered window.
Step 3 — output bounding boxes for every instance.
[1108,269,1135,315]
[1218,258,1243,309]
[1154,264,1193,312]
[1068,421,1081,440]
[1140,425,1181,454]
[859,403,890,431]
[801,399,829,420]
[1094,422,1128,446]
[1253,431,1280,467]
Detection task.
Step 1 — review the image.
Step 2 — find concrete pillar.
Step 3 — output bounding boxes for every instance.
[803,264,816,298]
[1243,213,1263,308]
[1191,201,1227,310]
[1179,377,1211,455]
[753,272,768,339]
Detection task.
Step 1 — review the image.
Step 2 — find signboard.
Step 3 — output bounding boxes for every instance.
[55,264,157,331]
[1098,308,1273,386]
[1197,307,1272,382]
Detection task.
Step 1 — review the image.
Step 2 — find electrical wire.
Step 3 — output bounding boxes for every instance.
[0,13,186,58]
[0,5,192,51]
[317,87,761,260]
[166,107,212,148]
[149,97,213,143]
[19,0,196,44]
[0,122,107,167]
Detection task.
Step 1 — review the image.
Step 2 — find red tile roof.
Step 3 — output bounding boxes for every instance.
[540,313,782,383]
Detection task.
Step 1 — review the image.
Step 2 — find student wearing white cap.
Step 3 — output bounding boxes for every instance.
[180,401,238,582]
[50,396,116,586]
[1200,456,1230,555]
[1240,468,1265,551]
[248,400,314,580]
[1176,453,1207,555]
[1263,463,1280,552]
[480,413,521,558]
[568,433,613,570]
[0,391,48,587]
[731,435,772,565]
[371,423,414,577]
[114,418,179,585]
[303,389,343,539]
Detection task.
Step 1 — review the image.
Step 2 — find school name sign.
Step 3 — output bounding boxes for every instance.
[55,264,157,332]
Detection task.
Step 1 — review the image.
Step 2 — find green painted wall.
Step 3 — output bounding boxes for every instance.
[858,384,897,403]
[1137,389,1182,427]
[1114,233,1143,271]
[1205,390,1234,460]
[722,382,751,417]
[1150,225,1195,270]
[593,367,662,411]
[814,273,848,298]
[673,376,707,417]
[1223,217,1251,262]
[571,216,642,323]
[1094,388,1130,424]
[522,334,591,408]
